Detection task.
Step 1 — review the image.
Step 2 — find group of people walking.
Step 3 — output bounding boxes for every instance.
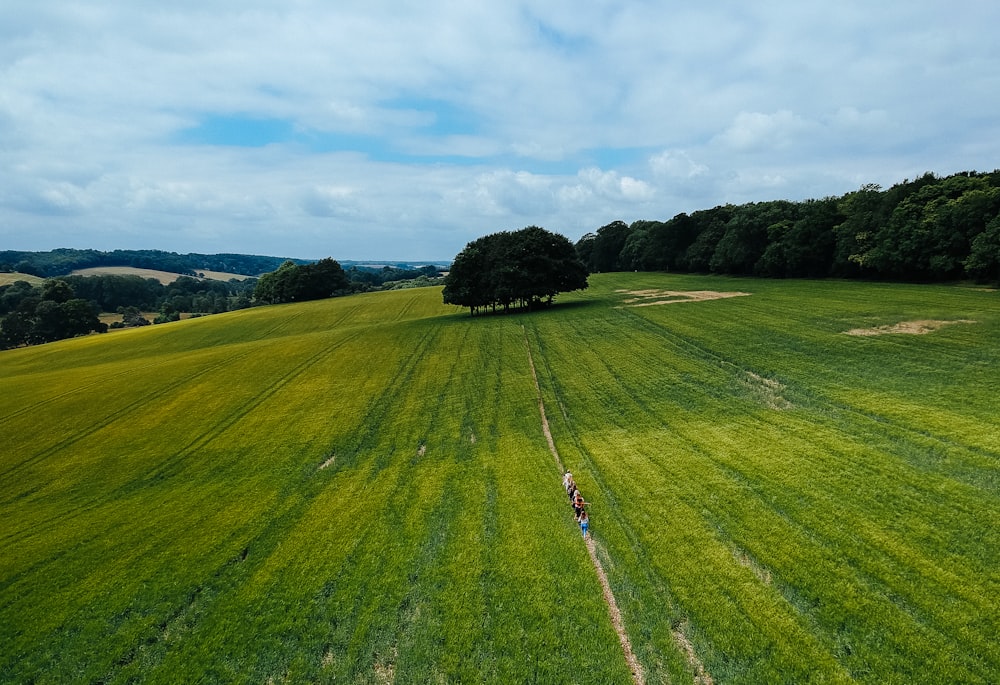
[562,471,589,538]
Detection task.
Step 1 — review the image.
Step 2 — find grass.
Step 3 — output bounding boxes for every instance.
[0,272,44,286]
[67,266,249,284]
[1,275,997,683]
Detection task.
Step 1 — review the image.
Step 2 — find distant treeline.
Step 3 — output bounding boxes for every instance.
[0,256,447,348]
[0,249,308,278]
[60,273,257,313]
[0,274,262,348]
[576,170,1000,283]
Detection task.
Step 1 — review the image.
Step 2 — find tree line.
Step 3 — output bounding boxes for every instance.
[443,226,588,315]
[0,280,105,348]
[576,170,1000,283]
[0,249,307,279]
[0,255,448,348]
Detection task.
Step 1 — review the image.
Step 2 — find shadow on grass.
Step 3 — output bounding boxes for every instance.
[436,298,604,323]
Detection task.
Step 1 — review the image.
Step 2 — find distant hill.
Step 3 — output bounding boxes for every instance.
[0,272,44,287]
[1,249,451,280]
[68,266,253,285]
[0,249,310,279]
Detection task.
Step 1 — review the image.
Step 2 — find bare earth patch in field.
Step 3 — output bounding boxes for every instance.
[672,621,714,685]
[733,546,772,585]
[741,371,792,410]
[616,289,751,307]
[374,647,397,685]
[844,319,976,336]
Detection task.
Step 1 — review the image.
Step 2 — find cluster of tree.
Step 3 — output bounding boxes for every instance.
[0,248,307,278]
[253,258,351,304]
[576,170,1000,283]
[60,273,257,314]
[346,264,442,290]
[443,226,589,316]
[0,280,106,348]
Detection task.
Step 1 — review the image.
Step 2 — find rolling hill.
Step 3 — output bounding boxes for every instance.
[1,274,997,683]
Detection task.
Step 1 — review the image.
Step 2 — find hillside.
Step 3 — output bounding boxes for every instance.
[1,275,998,683]
[68,266,252,285]
[0,272,44,287]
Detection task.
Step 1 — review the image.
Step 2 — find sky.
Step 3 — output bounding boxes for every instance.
[2,1,999,261]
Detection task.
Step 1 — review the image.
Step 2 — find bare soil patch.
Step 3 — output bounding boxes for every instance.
[741,371,792,410]
[733,546,772,585]
[616,289,750,307]
[672,621,714,685]
[844,319,976,336]
[374,648,397,685]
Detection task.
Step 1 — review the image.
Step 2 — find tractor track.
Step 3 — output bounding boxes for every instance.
[522,326,646,685]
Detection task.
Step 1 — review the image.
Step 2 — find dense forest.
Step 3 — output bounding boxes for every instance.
[575,170,1000,283]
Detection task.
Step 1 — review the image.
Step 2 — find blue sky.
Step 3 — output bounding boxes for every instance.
[2,1,999,260]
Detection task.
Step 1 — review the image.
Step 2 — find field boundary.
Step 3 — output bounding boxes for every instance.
[523,327,646,685]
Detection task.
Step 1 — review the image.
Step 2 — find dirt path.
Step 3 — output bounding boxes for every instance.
[523,329,646,685]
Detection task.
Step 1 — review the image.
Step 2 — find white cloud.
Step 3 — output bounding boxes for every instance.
[575,168,655,202]
[649,151,709,179]
[714,110,817,153]
[2,1,1000,257]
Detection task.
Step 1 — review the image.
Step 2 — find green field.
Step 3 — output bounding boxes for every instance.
[1,274,997,683]
[0,272,44,286]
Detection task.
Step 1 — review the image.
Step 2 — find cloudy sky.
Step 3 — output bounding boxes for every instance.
[3,1,999,260]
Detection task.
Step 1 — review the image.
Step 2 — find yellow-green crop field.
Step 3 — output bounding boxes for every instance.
[1,274,997,683]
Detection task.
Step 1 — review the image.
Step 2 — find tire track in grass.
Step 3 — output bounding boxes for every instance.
[2,328,365,545]
[0,347,260,486]
[522,326,648,685]
[526,320,722,685]
[551,307,994,679]
[0,308,314,482]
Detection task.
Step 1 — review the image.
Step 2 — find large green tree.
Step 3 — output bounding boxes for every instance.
[443,226,588,316]
[253,258,349,304]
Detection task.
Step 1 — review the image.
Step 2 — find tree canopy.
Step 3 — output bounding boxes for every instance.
[253,258,350,304]
[574,169,1000,284]
[0,279,106,348]
[443,226,589,316]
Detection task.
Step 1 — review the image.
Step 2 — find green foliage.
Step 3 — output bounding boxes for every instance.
[0,248,305,278]
[584,169,1000,283]
[443,226,588,315]
[1,276,998,683]
[578,220,632,272]
[965,214,1000,281]
[253,258,350,304]
[0,279,106,347]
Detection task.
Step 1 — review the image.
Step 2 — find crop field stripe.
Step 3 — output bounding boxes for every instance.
[618,301,999,488]
[525,315,750,683]
[0,347,260,487]
[0,355,182,425]
[4,277,997,683]
[523,310,860,682]
[139,328,369,483]
[0,325,368,524]
[523,323,648,685]
[525,277,999,681]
